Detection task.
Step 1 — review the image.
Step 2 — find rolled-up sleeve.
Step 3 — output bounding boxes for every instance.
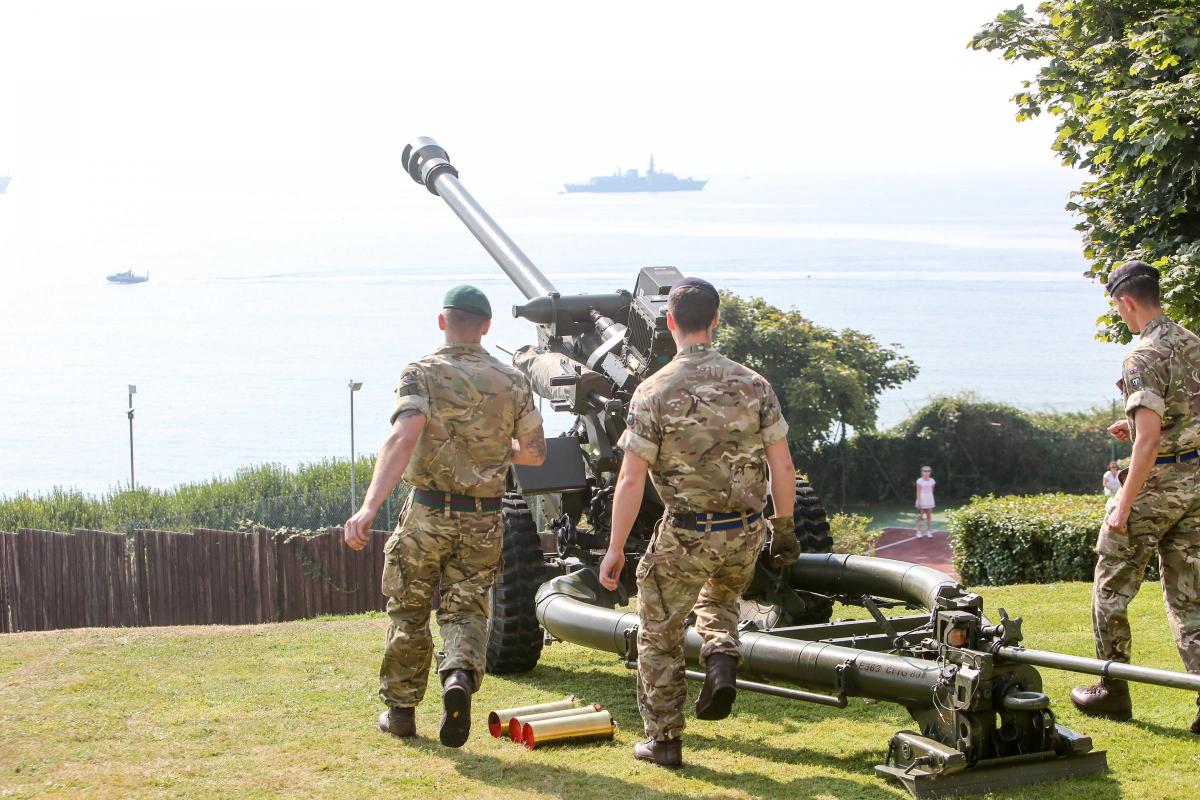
[617,390,660,463]
[759,383,789,446]
[1122,354,1167,420]
[390,364,429,424]
[512,378,543,437]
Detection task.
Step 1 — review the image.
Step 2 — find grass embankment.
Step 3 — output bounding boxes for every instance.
[2,583,1198,799]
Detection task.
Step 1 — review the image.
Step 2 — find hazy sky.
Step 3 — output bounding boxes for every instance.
[0,0,1064,253]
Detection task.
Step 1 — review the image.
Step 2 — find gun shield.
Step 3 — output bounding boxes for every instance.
[487,696,577,738]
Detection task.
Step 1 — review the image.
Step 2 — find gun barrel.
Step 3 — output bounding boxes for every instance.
[996,645,1200,692]
[401,137,556,300]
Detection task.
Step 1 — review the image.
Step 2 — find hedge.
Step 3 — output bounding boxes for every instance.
[951,494,1105,585]
[808,395,1130,506]
[0,458,408,534]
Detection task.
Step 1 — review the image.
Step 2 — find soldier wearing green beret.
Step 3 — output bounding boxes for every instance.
[597,277,801,767]
[1070,261,1200,734]
[343,285,546,746]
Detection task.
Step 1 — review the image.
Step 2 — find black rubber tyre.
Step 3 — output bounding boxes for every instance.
[789,475,835,625]
[795,477,834,555]
[485,492,545,674]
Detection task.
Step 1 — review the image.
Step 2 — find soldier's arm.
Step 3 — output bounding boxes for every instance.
[511,425,547,466]
[343,412,427,550]
[599,451,650,591]
[1106,407,1162,533]
[510,378,546,466]
[765,438,796,518]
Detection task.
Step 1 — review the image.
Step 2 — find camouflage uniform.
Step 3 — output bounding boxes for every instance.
[1093,314,1200,678]
[378,343,542,708]
[618,342,788,741]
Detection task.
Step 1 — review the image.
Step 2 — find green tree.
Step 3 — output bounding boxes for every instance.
[715,293,918,458]
[971,1,1200,341]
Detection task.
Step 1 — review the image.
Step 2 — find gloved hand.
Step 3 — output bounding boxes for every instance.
[768,516,800,567]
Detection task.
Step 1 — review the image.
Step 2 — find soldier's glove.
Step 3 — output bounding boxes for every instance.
[768,516,800,567]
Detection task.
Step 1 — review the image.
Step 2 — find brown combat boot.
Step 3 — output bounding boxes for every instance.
[378,706,416,738]
[439,669,472,748]
[633,737,683,768]
[695,652,738,721]
[1070,679,1132,721]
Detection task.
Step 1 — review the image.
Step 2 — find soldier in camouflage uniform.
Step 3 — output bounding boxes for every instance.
[1069,261,1200,734]
[597,277,801,767]
[343,285,546,747]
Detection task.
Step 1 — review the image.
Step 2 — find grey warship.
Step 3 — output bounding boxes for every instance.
[564,155,706,193]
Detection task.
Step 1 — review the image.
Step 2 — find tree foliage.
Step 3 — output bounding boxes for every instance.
[971,1,1200,340]
[714,293,918,457]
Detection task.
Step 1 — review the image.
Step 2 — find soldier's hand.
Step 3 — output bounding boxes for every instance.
[343,507,377,551]
[598,548,625,591]
[769,516,801,567]
[1107,419,1131,441]
[1105,504,1131,533]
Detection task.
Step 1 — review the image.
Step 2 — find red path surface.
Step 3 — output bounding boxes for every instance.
[873,527,958,580]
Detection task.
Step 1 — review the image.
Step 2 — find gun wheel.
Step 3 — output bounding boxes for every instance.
[485,492,546,674]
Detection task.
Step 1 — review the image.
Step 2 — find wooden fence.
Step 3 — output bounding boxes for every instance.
[0,526,389,633]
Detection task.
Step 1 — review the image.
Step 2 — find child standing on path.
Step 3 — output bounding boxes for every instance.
[915,466,936,538]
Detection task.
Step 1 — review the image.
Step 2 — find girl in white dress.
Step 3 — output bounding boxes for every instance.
[915,466,936,539]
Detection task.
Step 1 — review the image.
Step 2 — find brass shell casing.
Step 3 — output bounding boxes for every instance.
[509,704,603,742]
[522,709,616,750]
[487,696,577,738]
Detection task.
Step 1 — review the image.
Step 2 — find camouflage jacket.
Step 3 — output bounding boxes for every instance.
[391,343,542,497]
[618,343,788,514]
[1120,314,1200,452]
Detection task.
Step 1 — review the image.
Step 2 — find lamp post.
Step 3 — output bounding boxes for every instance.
[127,384,137,490]
[349,380,363,512]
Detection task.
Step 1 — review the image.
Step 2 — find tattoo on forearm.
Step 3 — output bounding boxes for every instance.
[524,429,547,461]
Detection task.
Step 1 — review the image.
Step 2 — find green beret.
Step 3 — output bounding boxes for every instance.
[443,284,492,319]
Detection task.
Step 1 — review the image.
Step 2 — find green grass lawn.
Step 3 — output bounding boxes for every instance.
[2,583,1198,799]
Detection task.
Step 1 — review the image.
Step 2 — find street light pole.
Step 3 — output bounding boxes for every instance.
[349,380,363,512]
[127,384,137,490]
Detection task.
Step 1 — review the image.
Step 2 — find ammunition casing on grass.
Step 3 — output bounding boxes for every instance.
[509,704,603,742]
[522,709,616,750]
[487,696,577,738]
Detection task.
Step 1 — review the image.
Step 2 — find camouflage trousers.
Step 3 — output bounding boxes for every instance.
[378,498,503,708]
[1093,462,1200,683]
[635,517,767,741]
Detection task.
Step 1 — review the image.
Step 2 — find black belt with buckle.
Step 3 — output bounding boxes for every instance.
[411,487,503,513]
[1155,448,1199,465]
[666,510,763,532]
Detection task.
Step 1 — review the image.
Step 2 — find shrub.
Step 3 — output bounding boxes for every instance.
[808,395,1129,505]
[951,494,1104,585]
[0,458,407,534]
[830,513,880,556]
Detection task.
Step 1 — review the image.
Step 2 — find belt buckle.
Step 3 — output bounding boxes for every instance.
[703,514,713,533]
[444,492,452,518]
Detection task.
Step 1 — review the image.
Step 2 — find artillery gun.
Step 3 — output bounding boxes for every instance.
[400,138,1200,798]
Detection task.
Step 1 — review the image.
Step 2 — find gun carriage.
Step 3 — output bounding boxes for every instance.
[400,138,1200,798]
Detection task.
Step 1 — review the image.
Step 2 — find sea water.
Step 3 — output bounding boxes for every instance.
[0,172,1127,494]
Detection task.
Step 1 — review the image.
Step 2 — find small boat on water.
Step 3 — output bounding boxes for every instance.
[107,270,149,284]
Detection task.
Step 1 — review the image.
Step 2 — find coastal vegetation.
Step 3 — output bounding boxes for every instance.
[0,459,405,534]
[808,395,1128,506]
[973,1,1200,338]
[951,493,1105,585]
[715,293,919,459]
